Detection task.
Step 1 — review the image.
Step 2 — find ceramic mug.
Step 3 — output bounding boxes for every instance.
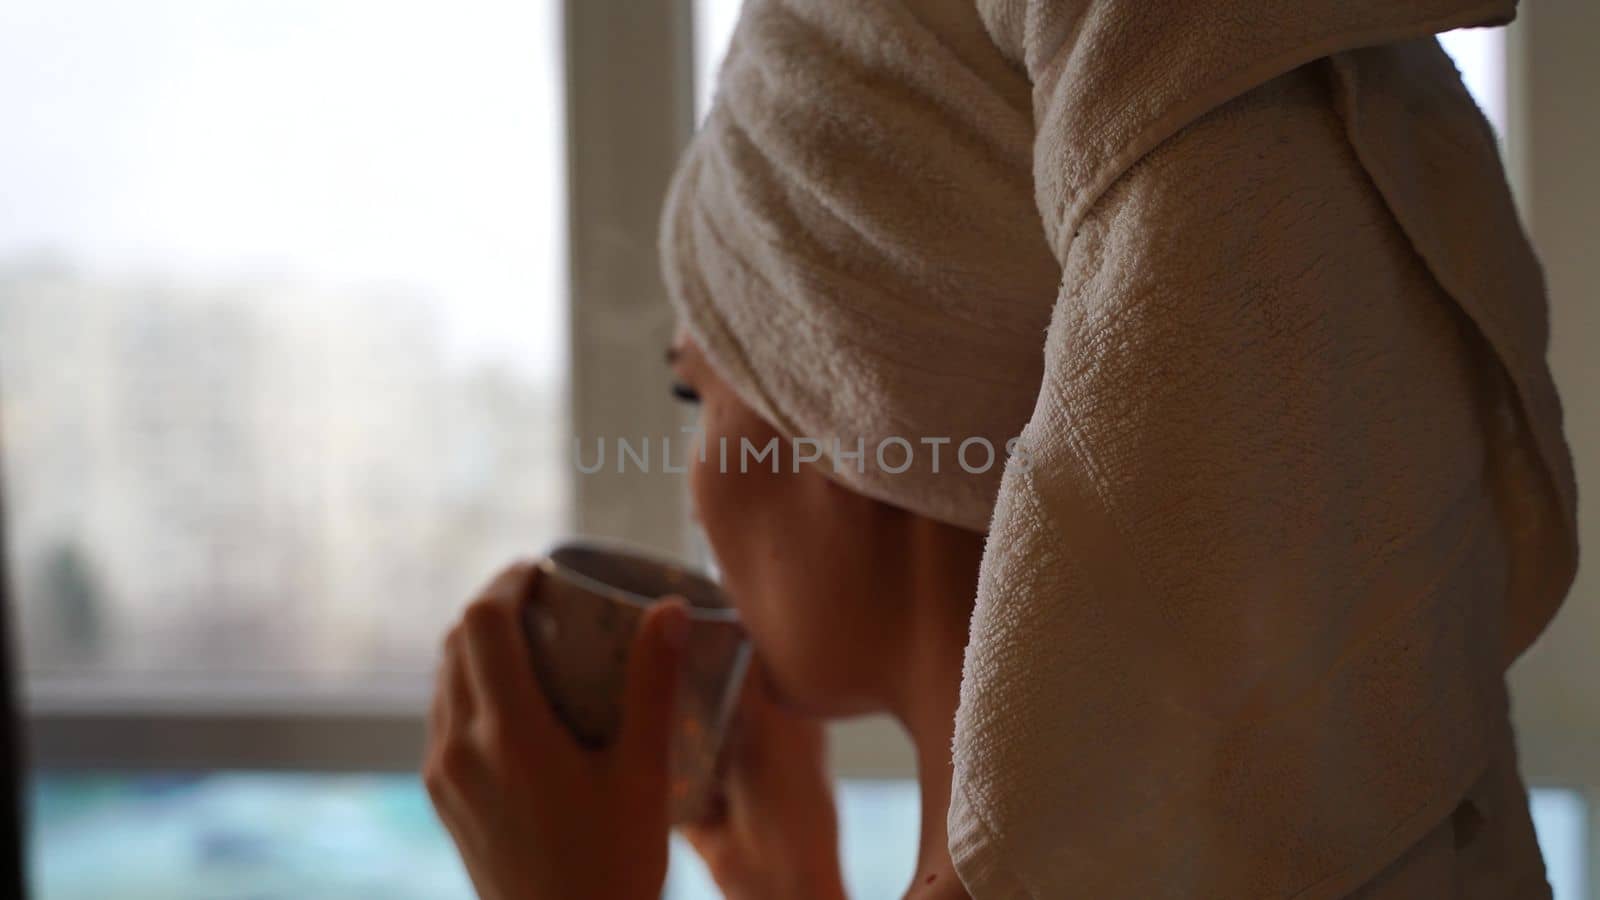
[521,540,751,823]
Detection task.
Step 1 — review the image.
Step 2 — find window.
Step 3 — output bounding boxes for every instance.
[5,2,1594,898]
[7,0,697,895]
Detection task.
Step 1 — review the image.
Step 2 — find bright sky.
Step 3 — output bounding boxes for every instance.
[1437,26,1508,137]
[696,0,742,120]
[0,0,567,379]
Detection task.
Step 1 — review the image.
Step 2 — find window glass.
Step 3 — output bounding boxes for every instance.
[1531,787,1592,900]
[694,0,742,120]
[30,772,475,899]
[1439,27,1508,138]
[29,773,922,899]
[0,0,568,686]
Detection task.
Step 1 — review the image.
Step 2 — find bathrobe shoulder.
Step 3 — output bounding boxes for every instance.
[948,48,1563,899]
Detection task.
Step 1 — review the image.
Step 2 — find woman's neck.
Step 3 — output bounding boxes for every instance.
[900,667,964,898]
[883,525,983,899]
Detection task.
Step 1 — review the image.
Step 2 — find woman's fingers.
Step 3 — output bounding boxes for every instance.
[431,628,475,738]
[476,559,539,609]
[424,629,480,820]
[615,599,690,783]
[458,561,570,753]
[426,635,450,739]
[459,595,536,715]
[423,562,684,900]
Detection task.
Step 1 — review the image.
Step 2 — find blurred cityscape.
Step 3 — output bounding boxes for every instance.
[0,255,568,681]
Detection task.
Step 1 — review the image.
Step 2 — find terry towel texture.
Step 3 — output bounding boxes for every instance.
[660,0,1578,897]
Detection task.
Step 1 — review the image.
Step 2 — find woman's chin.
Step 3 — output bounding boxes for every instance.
[748,655,876,721]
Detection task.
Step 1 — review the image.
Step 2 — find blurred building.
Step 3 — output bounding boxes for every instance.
[0,257,568,683]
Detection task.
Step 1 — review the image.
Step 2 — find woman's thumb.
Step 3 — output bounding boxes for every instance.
[617,599,689,778]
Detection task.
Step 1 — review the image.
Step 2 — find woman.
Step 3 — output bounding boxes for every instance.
[427,339,984,899]
[426,0,1577,897]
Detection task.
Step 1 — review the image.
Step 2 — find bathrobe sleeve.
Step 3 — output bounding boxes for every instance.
[947,61,1536,898]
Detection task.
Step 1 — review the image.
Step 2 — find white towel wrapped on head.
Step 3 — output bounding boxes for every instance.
[660,0,1577,896]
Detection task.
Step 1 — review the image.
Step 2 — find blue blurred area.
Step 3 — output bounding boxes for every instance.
[26,774,1585,899]
[665,779,919,899]
[30,773,477,899]
[28,773,921,900]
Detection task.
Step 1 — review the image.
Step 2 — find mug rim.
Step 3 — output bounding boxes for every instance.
[538,538,741,625]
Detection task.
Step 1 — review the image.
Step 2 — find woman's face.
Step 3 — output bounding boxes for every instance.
[668,337,924,717]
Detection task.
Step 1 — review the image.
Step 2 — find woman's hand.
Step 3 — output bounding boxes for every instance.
[424,561,689,900]
[681,668,847,900]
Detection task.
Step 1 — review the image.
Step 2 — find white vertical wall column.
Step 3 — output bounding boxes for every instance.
[565,0,697,557]
[1506,5,1600,899]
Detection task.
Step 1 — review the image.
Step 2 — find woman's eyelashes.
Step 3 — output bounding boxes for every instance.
[670,381,702,405]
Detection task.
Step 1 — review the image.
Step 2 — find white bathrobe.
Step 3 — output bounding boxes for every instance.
[660,0,1578,896]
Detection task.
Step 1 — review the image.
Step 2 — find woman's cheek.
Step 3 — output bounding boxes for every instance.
[689,409,778,621]
[688,417,745,580]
